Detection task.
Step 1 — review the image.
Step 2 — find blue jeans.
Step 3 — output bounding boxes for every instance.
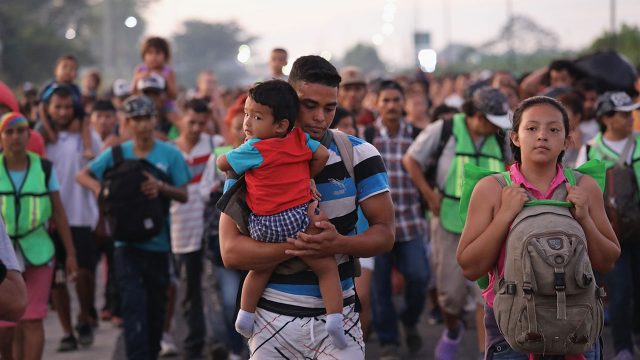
[371,234,430,345]
[607,242,640,354]
[174,250,205,357]
[115,247,169,360]
[487,339,601,359]
[214,265,245,354]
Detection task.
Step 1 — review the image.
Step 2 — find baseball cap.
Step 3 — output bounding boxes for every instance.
[136,73,166,92]
[595,91,640,118]
[472,86,511,129]
[112,79,131,97]
[339,66,366,87]
[123,95,156,118]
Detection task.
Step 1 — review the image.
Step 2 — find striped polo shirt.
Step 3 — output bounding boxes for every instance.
[261,133,389,311]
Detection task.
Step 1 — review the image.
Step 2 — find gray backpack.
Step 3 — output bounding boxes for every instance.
[491,172,605,355]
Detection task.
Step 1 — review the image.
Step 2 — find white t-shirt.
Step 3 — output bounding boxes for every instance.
[575,135,634,167]
[45,131,102,228]
[170,134,223,254]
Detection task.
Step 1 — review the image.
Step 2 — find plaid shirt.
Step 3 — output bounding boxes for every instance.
[370,118,428,242]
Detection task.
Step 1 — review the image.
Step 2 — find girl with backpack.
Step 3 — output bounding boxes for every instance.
[457,96,621,360]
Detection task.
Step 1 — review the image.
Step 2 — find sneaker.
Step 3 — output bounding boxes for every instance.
[434,324,464,360]
[76,322,94,347]
[427,307,443,325]
[379,343,401,360]
[57,335,78,352]
[160,332,178,357]
[404,324,423,354]
[612,349,634,360]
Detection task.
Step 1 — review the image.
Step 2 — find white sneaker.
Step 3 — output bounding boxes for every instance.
[159,332,178,357]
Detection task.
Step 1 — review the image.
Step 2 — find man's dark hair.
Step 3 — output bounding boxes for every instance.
[431,104,458,121]
[288,56,341,88]
[576,78,599,94]
[49,85,74,102]
[141,36,171,61]
[249,80,299,133]
[92,100,116,113]
[376,80,405,98]
[549,59,581,80]
[184,99,209,114]
[556,92,584,119]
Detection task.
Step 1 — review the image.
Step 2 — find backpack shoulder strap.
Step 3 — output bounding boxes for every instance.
[331,129,355,180]
[40,158,53,187]
[585,144,591,161]
[434,119,453,161]
[411,125,422,140]
[491,172,510,188]
[111,144,124,165]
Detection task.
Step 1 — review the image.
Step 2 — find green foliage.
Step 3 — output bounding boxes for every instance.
[0,1,93,86]
[341,43,386,75]
[172,20,254,87]
[587,24,640,67]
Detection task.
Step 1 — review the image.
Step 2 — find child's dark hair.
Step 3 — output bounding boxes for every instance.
[92,100,116,113]
[184,99,209,114]
[511,96,570,163]
[249,80,299,133]
[288,56,341,88]
[376,80,405,98]
[141,36,171,61]
[56,54,78,68]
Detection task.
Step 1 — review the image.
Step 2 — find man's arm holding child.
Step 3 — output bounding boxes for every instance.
[309,144,329,178]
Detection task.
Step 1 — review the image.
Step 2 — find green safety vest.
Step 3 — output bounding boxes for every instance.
[0,152,54,266]
[440,114,505,233]
[587,133,640,193]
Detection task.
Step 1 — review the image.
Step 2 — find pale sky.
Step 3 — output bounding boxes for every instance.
[145,0,640,70]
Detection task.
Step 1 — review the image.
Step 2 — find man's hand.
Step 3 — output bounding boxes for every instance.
[286,201,338,257]
[426,191,443,217]
[141,171,162,199]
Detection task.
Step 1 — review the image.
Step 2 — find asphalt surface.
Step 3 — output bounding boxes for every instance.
[42,260,621,359]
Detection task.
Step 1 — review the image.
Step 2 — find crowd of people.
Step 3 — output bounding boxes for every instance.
[0,33,639,360]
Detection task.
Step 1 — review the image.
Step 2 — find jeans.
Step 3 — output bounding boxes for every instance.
[214,265,245,354]
[487,339,602,360]
[174,249,205,357]
[371,234,430,345]
[607,242,640,354]
[115,247,169,360]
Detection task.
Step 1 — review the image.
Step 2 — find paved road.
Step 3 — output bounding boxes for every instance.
[42,261,620,359]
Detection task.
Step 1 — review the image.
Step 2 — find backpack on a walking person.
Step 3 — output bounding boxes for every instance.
[587,135,640,244]
[99,144,169,243]
[490,169,605,355]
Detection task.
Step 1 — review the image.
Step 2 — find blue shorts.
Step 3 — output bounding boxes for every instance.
[249,203,310,243]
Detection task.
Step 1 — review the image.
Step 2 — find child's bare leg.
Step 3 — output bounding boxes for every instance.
[302,256,348,349]
[80,120,94,159]
[235,267,275,338]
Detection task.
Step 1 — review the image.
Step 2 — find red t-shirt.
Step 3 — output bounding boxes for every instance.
[226,128,319,215]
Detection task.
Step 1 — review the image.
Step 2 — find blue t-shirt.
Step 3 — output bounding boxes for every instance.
[8,168,60,193]
[88,140,191,252]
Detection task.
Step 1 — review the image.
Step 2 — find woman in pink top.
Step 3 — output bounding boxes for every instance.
[457,96,620,360]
